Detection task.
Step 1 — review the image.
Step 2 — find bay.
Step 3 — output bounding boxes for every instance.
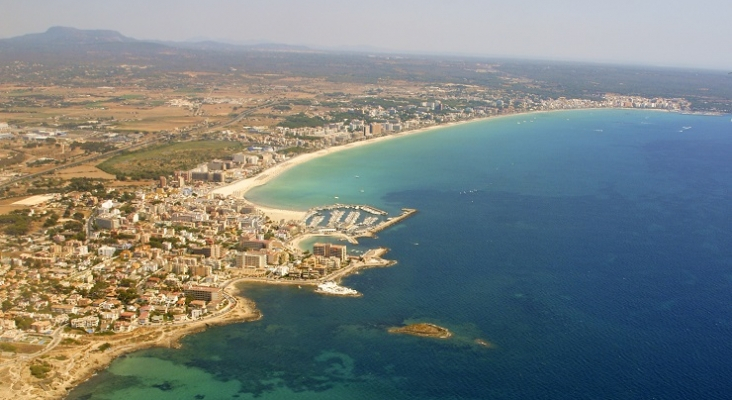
[69,109,732,399]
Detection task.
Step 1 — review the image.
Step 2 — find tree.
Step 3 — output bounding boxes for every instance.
[43,212,60,227]
[14,316,34,330]
[117,288,139,304]
[88,280,109,300]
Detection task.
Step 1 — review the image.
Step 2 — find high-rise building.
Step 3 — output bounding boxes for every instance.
[312,243,347,261]
[236,251,267,268]
[370,123,382,135]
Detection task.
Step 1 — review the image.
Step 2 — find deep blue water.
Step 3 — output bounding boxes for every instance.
[68,110,732,399]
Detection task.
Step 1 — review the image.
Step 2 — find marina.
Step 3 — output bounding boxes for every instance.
[303,204,417,239]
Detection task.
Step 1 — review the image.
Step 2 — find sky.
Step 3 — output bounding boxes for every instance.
[2,0,730,70]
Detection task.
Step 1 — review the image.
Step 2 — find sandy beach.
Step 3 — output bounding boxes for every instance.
[214,108,665,219]
[211,117,493,221]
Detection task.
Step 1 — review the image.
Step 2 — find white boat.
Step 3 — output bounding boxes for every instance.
[315,281,361,297]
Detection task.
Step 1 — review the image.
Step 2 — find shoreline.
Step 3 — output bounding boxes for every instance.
[0,288,261,400]
[211,107,679,219]
[0,107,696,399]
[211,114,506,219]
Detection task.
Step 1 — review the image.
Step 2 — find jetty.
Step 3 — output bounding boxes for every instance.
[363,208,417,236]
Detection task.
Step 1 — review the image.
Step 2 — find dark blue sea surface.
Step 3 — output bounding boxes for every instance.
[68,110,732,399]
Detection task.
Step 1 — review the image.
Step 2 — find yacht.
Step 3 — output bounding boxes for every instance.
[315,281,360,296]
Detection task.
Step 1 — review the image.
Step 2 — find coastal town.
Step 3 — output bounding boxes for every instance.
[0,155,409,397]
[0,38,709,399]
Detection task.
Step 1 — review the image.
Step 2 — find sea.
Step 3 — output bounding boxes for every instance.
[68,109,732,399]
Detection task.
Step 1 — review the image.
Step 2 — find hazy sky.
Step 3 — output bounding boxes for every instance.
[2,0,730,70]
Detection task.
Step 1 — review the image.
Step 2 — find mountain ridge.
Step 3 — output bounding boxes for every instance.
[0,26,316,54]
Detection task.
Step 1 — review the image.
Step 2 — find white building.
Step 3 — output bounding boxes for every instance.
[70,316,100,330]
[98,246,116,258]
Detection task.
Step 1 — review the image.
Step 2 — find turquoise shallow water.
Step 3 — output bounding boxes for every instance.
[69,110,732,399]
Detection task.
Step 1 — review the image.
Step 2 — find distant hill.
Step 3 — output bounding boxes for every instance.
[4,26,137,45]
[0,26,175,63]
[0,26,315,54]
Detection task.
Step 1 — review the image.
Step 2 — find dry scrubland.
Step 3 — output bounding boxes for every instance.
[0,69,444,205]
[96,140,245,180]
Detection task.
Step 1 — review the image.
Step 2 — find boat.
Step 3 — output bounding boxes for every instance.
[315,281,361,297]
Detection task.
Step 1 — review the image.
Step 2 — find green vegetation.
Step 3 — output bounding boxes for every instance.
[71,141,117,154]
[285,99,312,106]
[14,316,35,330]
[0,151,24,167]
[0,342,17,353]
[117,287,139,303]
[96,342,112,352]
[0,209,33,235]
[29,362,52,378]
[277,113,325,129]
[60,338,82,346]
[116,94,145,100]
[97,140,244,180]
[279,146,310,155]
[43,212,60,227]
[62,220,83,231]
[66,177,108,193]
[86,280,110,300]
[351,97,417,108]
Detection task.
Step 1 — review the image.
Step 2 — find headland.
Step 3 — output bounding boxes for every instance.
[0,286,260,400]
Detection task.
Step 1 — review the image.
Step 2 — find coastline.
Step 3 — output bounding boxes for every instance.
[0,288,261,400]
[1,107,694,400]
[211,107,673,217]
[210,115,499,218]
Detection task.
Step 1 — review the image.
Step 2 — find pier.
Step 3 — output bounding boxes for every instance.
[364,208,417,236]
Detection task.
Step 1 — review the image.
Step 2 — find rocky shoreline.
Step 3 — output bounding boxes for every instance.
[388,323,452,339]
[0,289,260,400]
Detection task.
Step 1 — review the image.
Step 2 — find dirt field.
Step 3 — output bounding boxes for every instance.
[51,164,116,180]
